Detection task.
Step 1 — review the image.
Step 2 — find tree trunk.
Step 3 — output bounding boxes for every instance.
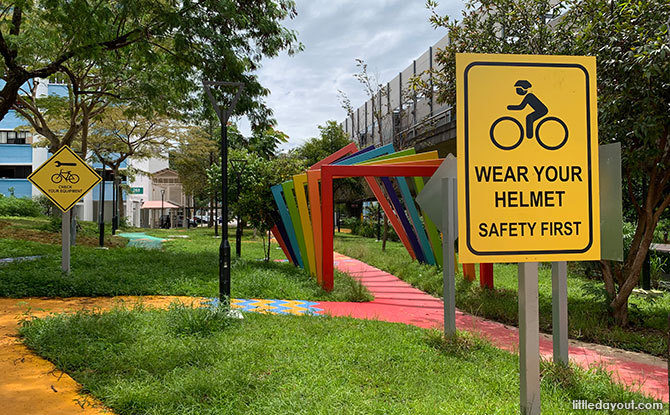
[600,167,670,326]
[114,169,125,220]
[80,106,90,157]
[382,216,389,251]
[611,297,629,326]
[0,75,28,121]
[209,197,214,228]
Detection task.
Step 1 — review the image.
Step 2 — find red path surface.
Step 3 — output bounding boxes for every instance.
[317,253,669,403]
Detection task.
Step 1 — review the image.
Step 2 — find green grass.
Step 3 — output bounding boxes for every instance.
[334,233,670,357]
[0,217,370,302]
[19,304,664,414]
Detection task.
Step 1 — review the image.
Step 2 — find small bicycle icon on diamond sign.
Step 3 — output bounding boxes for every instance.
[489,80,569,151]
[51,169,80,184]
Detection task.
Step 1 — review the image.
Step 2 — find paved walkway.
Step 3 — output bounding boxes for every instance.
[319,253,669,403]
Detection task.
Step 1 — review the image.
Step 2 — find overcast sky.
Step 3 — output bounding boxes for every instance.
[238,0,465,151]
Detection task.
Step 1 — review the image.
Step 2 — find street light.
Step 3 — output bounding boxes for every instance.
[203,80,244,306]
[230,158,247,257]
[160,189,165,229]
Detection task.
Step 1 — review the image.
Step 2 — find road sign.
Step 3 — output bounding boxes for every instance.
[129,187,143,195]
[457,53,600,263]
[28,146,102,212]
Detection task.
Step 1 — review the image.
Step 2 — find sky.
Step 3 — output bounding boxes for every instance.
[237,0,465,151]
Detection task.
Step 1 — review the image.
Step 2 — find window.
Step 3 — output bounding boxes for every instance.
[0,165,31,178]
[0,131,29,144]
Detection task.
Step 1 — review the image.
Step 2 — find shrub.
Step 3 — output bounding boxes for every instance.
[342,216,399,241]
[0,196,43,217]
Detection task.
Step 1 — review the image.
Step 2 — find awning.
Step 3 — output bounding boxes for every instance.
[141,200,180,209]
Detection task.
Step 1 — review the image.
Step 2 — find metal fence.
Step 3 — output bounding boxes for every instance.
[342,33,453,148]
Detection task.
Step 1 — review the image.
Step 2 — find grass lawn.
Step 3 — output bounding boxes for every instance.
[334,233,670,357]
[0,216,370,302]
[19,304,664,415]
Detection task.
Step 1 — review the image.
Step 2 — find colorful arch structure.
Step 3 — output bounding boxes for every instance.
[270,143,446,291]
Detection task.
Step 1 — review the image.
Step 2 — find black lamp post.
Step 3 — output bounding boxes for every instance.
[160,189,165,229]
[230,158,247,257]
[203,80,244,306]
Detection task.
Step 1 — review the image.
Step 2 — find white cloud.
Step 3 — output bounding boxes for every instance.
[238,0,464,152]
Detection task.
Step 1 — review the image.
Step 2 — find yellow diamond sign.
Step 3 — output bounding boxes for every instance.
[28,146,102,212]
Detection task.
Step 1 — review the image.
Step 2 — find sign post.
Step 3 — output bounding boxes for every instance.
[519,262,540,415]
[62,210,70,272]
[442,177,457,337]
[28,146,102,273]
[551,261,569,365]
[457,53,599,414]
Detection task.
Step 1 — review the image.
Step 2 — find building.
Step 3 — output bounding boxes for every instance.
[0,78,191,227]
[341,33,456,156]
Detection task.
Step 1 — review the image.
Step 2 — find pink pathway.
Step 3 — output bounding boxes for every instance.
[315,253,668,403]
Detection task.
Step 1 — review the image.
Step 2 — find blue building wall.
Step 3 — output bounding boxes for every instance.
[0,144,32,164]
[0,179,32,198]
[47,84,69,98]
[91,181,127,201]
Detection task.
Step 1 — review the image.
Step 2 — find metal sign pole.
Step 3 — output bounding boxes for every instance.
[519,262,540,415]
[442,177,456,337]
[551,261,569,366]
[62,210,71,273]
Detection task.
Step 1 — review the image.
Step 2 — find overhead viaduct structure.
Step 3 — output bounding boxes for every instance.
[341,33,456,157]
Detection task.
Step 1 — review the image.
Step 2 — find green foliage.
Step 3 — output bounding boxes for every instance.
[0,196,43,217]
[419,0,570,106]
[341,217,400,242]
[208,149,305,232]
[19,307,660,414]
[1,1,302,124]
[294,121,352,166]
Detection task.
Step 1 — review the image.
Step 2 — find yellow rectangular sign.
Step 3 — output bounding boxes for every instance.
[28,146,102,212]
[457,53,600,263]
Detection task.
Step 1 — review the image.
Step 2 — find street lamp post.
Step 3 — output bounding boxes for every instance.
[160,189,165,229]
[203,80,244,306]
[230,158,247,257]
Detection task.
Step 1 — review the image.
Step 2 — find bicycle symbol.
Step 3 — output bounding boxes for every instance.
[489,80,568,151]
[51,169,80,184]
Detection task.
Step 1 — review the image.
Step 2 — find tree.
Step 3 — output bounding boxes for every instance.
[296,121,352,166]
[88,106,176,219]
[423,0,670,325]
[2,0,302,143]
[563,0,670,325]
[171,125,219,204]
[338,59,391,148]
[207,148,305,260]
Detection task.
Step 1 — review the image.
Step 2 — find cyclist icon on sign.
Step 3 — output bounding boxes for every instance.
[507,80,547,139]
[489,80,568,151]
